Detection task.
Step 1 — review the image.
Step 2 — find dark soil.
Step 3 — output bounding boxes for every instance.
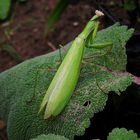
[0,0,140,140]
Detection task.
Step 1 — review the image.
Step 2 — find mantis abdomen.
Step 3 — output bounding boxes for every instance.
[39,37,85,119]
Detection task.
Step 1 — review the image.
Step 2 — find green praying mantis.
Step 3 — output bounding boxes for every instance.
[39,10,112,119]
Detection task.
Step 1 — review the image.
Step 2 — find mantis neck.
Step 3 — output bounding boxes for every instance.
[78,15,99,40]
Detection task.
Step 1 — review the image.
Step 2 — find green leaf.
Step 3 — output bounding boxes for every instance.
[0,44,23,62]
[31,134,69,140]
[0,0,11,20]
[0,24,134,140]
[124,0,136,11]
[107,128,139,140]
[45,0,69,36]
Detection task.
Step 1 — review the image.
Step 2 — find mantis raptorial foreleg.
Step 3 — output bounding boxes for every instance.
[87,42,113,49]
[85,18,113,52]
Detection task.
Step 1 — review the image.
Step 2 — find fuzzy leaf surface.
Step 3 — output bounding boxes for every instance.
[31,134,69,140]
[107,128,139,140]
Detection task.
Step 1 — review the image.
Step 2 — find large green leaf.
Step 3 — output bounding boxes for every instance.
[0,24,134,140]
[0,0,11,20]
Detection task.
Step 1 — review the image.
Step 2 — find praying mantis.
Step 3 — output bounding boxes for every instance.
[39,10,112,119]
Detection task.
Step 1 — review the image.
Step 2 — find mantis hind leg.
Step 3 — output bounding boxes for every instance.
[80,61,109,94]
